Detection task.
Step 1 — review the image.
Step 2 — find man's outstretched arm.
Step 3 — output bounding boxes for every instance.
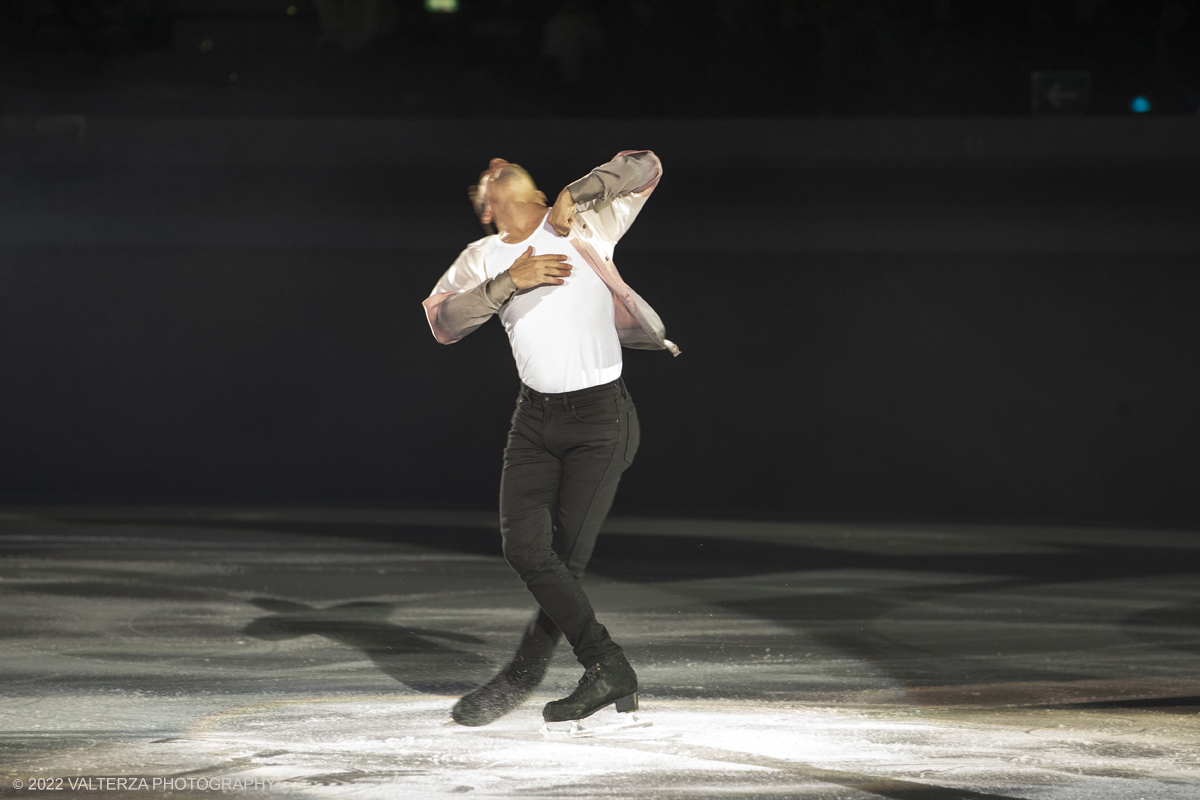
[548,150,662,239]
[572,150,660,200]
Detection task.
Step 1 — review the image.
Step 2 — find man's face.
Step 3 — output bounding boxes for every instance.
[474,158,511,226]
[470,159,543,234]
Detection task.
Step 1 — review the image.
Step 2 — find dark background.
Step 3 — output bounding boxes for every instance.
[2,0,1199,117]
[2,2,1199,528]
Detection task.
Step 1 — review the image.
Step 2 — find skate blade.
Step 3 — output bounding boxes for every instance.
[539,712,652,739]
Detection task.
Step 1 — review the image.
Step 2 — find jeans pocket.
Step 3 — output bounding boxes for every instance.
[570,396,619,425]
[623,406,640,464]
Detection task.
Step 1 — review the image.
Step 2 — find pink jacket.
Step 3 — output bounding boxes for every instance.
[422,150,680,357]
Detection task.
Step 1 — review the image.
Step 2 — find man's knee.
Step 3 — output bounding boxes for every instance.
[503,540,560,582]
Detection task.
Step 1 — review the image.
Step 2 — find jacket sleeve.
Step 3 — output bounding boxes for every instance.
[424,273,516,344]
[422,238,514,345]
[565,150,662,243]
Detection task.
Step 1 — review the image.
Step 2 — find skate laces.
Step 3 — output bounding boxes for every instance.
[574,663,602,689]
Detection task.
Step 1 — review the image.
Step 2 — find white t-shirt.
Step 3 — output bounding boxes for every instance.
[483,214,622,393]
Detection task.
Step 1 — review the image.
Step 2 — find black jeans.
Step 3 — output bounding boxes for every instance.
[499,377,640,667]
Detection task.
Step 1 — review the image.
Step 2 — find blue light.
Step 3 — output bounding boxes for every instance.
[1131,96,1151,113]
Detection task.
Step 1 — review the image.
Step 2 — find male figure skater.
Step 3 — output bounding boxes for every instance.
[422,150,677,728]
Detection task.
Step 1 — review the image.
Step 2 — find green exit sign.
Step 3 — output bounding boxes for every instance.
[1031,71,1091,115]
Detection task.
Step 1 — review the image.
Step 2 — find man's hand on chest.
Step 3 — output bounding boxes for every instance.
[507,246,573,290]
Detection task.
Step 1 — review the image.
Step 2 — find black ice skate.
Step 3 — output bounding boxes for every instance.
[451,615,560,727]
[540,651,651,737]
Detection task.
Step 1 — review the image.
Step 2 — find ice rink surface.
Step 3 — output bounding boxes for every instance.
[1,506,1197,799]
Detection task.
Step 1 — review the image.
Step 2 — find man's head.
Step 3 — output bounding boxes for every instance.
[468,158,546,234]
